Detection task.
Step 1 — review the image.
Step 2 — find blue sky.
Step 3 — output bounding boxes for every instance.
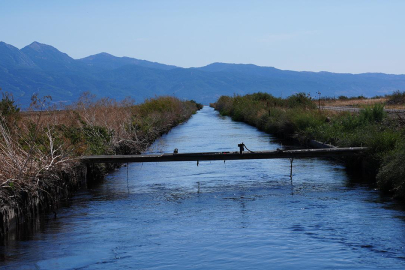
[1,0,404,74]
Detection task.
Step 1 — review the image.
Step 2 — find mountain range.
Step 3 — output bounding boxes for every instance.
[1,41,405,107]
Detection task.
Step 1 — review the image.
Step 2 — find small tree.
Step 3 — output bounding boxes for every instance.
[0,89,20,118]
[387,90,405,105]
[0,89,21,128]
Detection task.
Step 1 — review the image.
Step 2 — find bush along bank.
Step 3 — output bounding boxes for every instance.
[212,92,405,201]
[0,92,202,237]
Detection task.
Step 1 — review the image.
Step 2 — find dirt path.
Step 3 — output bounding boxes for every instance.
[322,106,405,114]
[321,106,405,122]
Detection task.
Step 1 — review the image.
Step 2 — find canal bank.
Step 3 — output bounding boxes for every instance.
[212,93,405,200]
[0,97,201,239]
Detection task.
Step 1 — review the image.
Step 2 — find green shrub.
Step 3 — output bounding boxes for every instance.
[189,100,203,110]
[289,110,325,132]
[138,96,179,115]
[83,125,113,155]
[365,128,401,156]
[340,113,362,131]
[359,104,386,123]
[0,91,21,127]
[377,142,405,198]
[387,90,405,105]
[0,92,20,117]
[250,92,282,105]
[215,96,233,116]
[338,95,349,100]
[59,125,84,145]
[286,93,315,109]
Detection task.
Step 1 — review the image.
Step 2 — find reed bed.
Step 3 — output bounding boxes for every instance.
[212,92,405,201]
[0,92,201,206]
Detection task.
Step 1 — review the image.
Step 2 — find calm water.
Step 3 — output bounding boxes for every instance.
[1,106,405,269]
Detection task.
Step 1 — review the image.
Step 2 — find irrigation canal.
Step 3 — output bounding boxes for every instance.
[1,106,405,269]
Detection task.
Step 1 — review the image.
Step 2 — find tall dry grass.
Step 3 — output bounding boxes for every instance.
[0,92,200,201]
[320,97,387,107]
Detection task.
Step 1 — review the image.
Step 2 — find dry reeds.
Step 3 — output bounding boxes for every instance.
[0,92,200,198]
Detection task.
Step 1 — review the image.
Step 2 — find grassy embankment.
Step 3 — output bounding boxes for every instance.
[0,92,202,226]
[320,90,405,110]
[212,92,405,201]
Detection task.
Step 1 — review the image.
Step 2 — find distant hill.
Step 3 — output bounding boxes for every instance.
[21,42,79,72]
[0,42,38,69]
[1,41,405,107]
[79,52,177,71]
[197,63,405,98]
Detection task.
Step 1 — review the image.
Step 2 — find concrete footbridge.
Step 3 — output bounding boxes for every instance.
[82,144,368,164]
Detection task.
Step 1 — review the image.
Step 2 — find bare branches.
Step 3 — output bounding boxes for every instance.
[0,94,199,196]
